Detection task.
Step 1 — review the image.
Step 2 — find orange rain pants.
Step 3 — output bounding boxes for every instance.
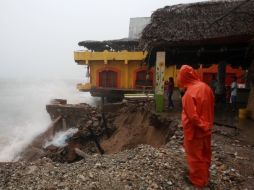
[184,136,212,187]
[178,65,214,188]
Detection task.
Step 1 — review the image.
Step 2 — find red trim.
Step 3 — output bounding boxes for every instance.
[133,67,155,88]
[96,66,121,88]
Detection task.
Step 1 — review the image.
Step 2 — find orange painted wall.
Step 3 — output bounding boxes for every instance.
[198,64,245,86]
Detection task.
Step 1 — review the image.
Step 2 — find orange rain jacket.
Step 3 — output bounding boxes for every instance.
[178,65,214,188]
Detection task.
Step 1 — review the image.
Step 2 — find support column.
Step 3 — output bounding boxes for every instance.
[155,52,165,112]
[218,61,227,102]
[247,60,254,119]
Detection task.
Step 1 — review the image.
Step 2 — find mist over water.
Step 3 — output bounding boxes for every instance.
[0,78,97,162]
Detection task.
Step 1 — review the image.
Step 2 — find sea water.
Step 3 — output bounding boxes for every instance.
[0,78,97,161]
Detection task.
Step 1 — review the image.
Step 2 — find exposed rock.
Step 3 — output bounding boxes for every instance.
[4,100,253,189]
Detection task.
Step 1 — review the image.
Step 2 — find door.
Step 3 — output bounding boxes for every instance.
[99,70,117,88]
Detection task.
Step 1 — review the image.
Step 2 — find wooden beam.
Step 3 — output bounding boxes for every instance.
[75,148,88,159]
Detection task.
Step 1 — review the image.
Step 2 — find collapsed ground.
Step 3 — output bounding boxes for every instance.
[0,99,254,189]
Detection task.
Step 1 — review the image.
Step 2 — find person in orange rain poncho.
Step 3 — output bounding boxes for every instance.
[177,65,214,188]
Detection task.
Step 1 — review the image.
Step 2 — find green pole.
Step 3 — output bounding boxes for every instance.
[155,94,164,112]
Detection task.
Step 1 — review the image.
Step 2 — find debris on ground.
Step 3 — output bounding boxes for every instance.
[1,132,253,189]
[1,99,254,189]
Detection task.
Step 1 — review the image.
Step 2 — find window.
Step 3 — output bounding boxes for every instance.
[135,70,153,88]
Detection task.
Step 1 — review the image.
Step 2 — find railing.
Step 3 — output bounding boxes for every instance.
[74,50,147,64]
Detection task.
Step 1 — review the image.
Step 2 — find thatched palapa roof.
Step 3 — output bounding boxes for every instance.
[78,38,140,52]
[140,0,254,50]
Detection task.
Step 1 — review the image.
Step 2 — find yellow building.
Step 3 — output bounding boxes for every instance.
[74,40,177,98]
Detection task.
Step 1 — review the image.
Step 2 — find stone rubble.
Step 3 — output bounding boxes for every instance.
[1,101,254,189]
[1,121,253,189]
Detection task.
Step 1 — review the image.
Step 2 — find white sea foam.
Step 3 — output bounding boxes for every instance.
[44,128,78,148]
[0,78,97,161]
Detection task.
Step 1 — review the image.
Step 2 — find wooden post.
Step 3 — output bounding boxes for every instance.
[247,60,254,119]
[247,87,254,119]
[51,116,62,136]
[62,118,67,130]
[155,52,165,112]
[101,96,110,137]
[218,61,226,102]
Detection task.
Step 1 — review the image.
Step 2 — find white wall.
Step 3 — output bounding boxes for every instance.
[128,17,150,39]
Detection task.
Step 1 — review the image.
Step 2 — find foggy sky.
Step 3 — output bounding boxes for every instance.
[0,0,206,80]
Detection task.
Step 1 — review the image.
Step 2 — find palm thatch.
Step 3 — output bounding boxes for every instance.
[140,0,254,50]
[78,38,140,52]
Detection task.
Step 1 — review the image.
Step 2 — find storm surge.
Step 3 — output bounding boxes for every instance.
[0,78,95,162]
